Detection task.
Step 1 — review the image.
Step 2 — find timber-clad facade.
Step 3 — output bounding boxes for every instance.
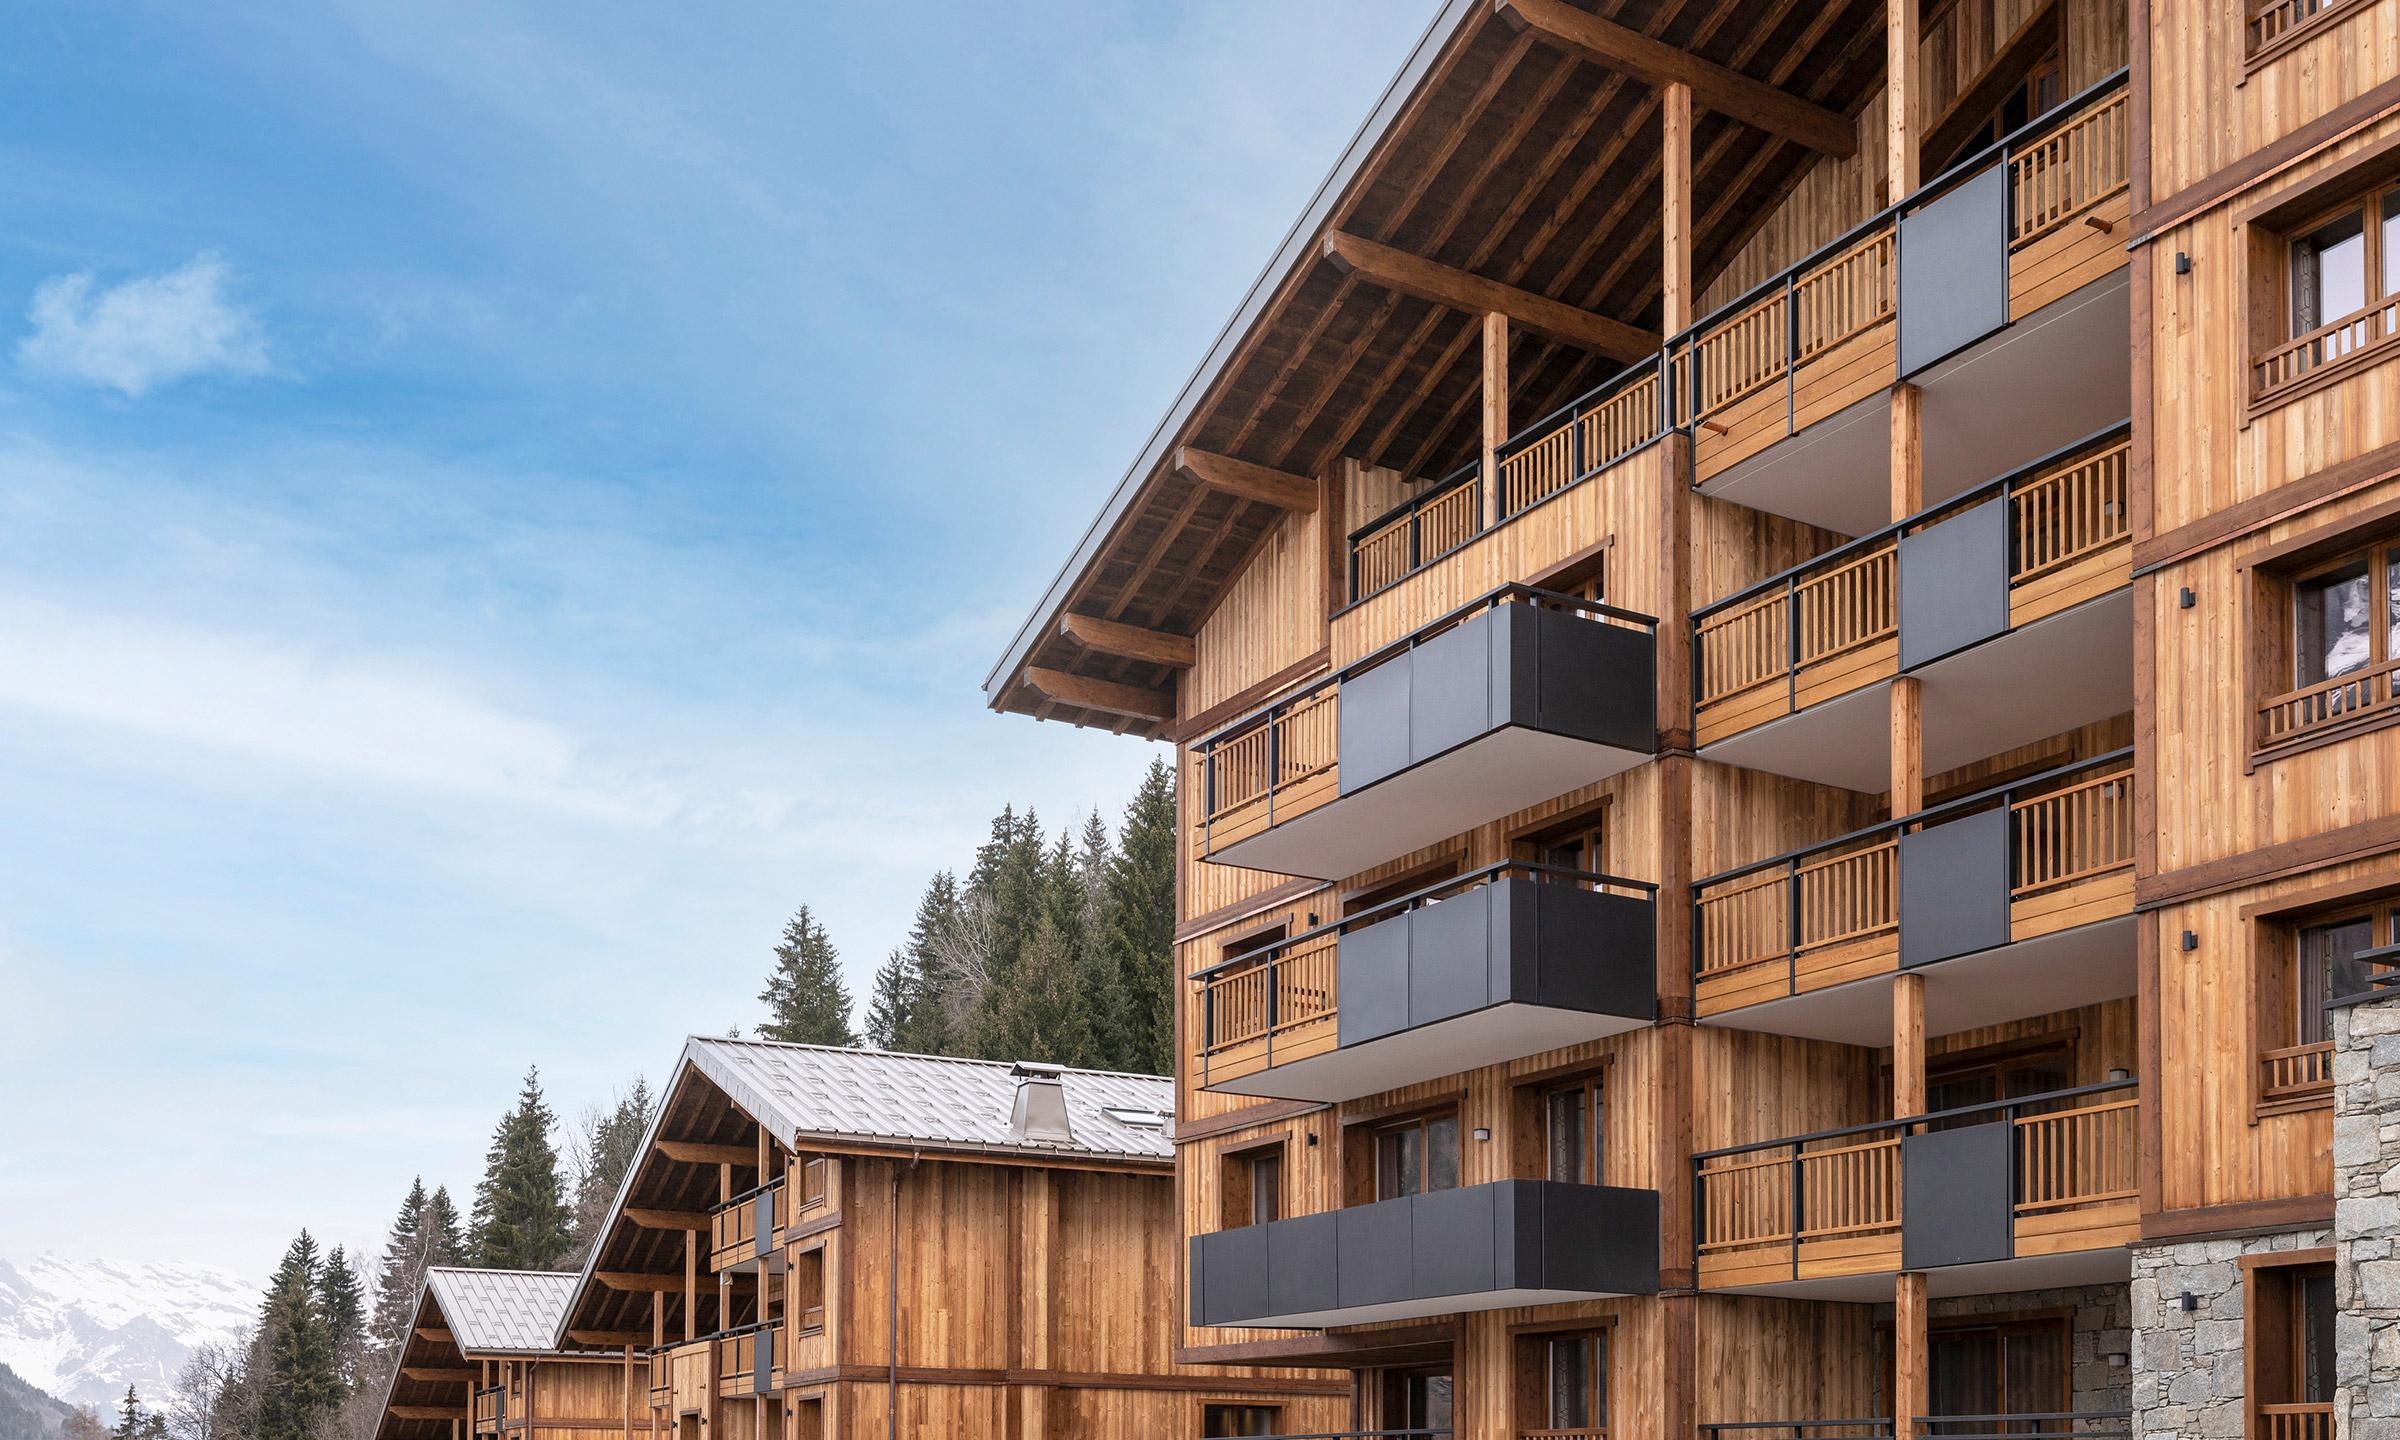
[988,0,2400,1436]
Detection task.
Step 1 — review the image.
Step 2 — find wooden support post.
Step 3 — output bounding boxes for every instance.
[1895,1270,1930,1440]
[1889,381,1923,814]
[682,1238,696,1343]
[1662,82,1694,335]
[1894,971,1927,1118]
[1891,676,1923,815]
[1890,382,1922,520]
[1482,311,1510,521]
[1888,0,1920,196]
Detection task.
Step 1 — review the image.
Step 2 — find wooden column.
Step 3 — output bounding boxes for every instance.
[1894,971,1926,1117]
[1887,0,1919,196]
[1483,311,1510,520]
[682,1237,697,1343]
[1662,82,1694,335]
[1890,381,1924,813]
[1895,1270,1930,1440]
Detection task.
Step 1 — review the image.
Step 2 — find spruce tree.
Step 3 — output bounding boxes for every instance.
[112,1386,146,1440]
[757,907,856,1046]
[895,872,961,1053]
[423,1187,466,1267]
[255,1233,339,1440]
[1101,759,1177,1075]
[469,1069,571,1270]
[366,1178,427,1360]
[989,911,1100,1067]
[862,949,921,1051]
[315,1248,366,1391]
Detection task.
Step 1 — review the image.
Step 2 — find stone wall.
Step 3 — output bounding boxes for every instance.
[2332,991,2400,1440]
[2130,1227,2332,1440]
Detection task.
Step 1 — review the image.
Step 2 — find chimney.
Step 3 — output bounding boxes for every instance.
[1008,1062,1073,1146]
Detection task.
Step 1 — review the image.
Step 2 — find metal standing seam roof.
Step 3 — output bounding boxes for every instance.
[682,1037,1175,1163]
[424,1267,585,1353]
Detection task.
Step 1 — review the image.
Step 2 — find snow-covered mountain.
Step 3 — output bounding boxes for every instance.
[0,1256,255,1411]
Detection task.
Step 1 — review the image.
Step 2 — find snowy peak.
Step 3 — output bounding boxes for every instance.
[0,1254,255,1411]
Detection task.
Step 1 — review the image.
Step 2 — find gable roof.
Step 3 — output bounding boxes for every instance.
[425,1267,584,1353]
[683,1037,1174,1163]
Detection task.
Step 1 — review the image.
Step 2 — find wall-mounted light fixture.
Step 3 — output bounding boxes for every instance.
[1472,1127,1492,1142]
[2182,930,2200,952]
[2180,587,2198,609]
[2180,1291,2198,1312]
[2175,251,2192,275]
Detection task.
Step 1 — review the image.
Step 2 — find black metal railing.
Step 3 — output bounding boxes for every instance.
[1705,1413,2130,1440]
[1347,457,1483,602]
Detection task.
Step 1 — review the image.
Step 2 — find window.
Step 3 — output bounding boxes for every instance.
[2247,509,2400,756]
[1514,805,1608,880]
[2291,541,2400,691]
[1926,1040,2075,1124]
[1927,1317,2069,1420]
[1541,1331,1608,1433]
[1933,44,2064,175]
[2294,905,2400,1043]
[791,1246,825,1334]
[1542,1076,1606,1186]
[1380,1369,1453,1432]
[2248,1258,2337,1434]
[2254,175,2400,401]
[1221,1144,1284,1229]
[1202,1404,1281,1438]
[1374,1111,1461,1200]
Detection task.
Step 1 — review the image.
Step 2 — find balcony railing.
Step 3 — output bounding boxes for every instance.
[1693,427,2129,743]
[1693,750,2134,1009]
[1702,1415,2130,1440]
[1493,354,1671,521]
[714,1322,776,1398]
[645,1339,711,1413]
[1695,1080,2138,1285]
[2255,655,2400,755]
[773,1156,829,1237]
[2247,0,2367,58]
[1349,458,1482,602]
[2258,1403,2333,1440]
[1190,585,1653,859]
[2255,294,2400,403]
[1191,859,1656,1087]
[471,1387,503,1434]
[710,1178,778,1267]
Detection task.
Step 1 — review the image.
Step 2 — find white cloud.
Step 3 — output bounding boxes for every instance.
[17,254,270,396]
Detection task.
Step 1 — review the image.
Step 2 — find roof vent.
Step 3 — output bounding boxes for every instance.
[1009,1062,1073,1146]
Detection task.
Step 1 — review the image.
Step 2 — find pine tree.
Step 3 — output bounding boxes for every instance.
[112,1385,152,1440]
[469,1069,572,1270]
[566,1077,656,1265]
[423,1186,466,1267]
[989,911,1100,1067]
[895,872,961,1053]
[757,907,857,1047]
[366,1178,428,1361]
[1100,759,1177,1075]
[862,948,921,1051]
[255,1233,340,1440]
[315,1248,366,1391]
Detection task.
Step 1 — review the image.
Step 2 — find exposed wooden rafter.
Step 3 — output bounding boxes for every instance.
[653,1139,755,1167]
[389,1408,465,1423]
[1022,666,1174,724]
[594,1271,687,1293]
[399,1368,475,1385]
[1057,613,1197,669]
[565,1330,649,1348]
[1319,231,1656,362]
[1495,0,1858,157]
[1922,0,2060,168]
[413,1328,453,1345]
[1172,447,1319,512]
[621,1207,711,1232]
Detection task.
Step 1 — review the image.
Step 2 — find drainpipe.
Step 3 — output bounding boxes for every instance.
[888,1151,919,1440]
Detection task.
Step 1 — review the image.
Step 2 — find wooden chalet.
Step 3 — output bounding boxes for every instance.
[372,1269,638,1440]
[553,1037,1345,1440]
[988,0,2400,1435]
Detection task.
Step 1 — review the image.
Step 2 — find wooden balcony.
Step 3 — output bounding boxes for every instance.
[2257,1403,2333,1440]
[1696,1080,2139,1296]
[470,1387,503,1436]
[646,1340,712,1416]
[709,1179,780,1271]
[714,1323,778,1399]
[1688,77,2129,540]
[2255,655,2400,759]
[1193,862,1655,1101]
[2246,0,2368,60]
[1190,587,1654,880]
[1694,429,2130,752]
[1693,752,2134,1039]
[1706,1416,2131,1440]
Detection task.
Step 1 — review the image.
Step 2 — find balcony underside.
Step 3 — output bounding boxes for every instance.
[1698,271,2130,537]
[1704,1239,2131,1302]
[1700,589,2131,793]
[1701,912,2133,1046]
[1205,726,1647,880]
[1206,1000,1651,1102]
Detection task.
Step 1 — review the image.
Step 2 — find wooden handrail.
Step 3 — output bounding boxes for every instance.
[2011,439,2130,584]
[2008,91,2128,246]
[2256,656,2400,750]
[2257,1404,2332,1440]
[1350,462,1483,602]
[2010,766,2134,896]
[2255,295,2400,399]
[2260,1041,2336,1099]
[1495,365,1664,520]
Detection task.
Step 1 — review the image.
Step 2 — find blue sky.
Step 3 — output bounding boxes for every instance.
[0,1,1429,1282]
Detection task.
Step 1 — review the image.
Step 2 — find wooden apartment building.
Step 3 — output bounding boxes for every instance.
[986,0,2400,1435]
[551,1037,1343,1440]
[371,1268,638,1440]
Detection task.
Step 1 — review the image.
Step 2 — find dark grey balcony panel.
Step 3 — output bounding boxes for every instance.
[1338,603,1655,796]
[1902,1122,2015,1269]
[1899,498,2010,670]
[1899,165,2009,377]
[1337,878,1656,1049]
[750,1329,774,1395]
[752,1190,774,1260]
[1188,1180,1658,1330]
[1899,808,2013,968]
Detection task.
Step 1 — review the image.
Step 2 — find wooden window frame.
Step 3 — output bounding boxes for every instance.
[1197,1399,1286,1438]
[2248,883,2400,1116]
[2243,0,2372,70]
[2243,1250,2339,1440]
[789,1242,827,1336]
[1533,1072,1608,1187]
[1508,1316,1615,1439]
[2241,497,2400,767]
[1341,1101,1465,1206]
[1509,797,1613,877]
[1219,1134,1290,1231]
[2241,135,2400,418]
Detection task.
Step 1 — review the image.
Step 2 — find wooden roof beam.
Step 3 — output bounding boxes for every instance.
[413,1328,453,1345]
[399,1369,476,1385]
[1057,613,1197,669]
[621,1207,711,1232]
[1021,667,1174,725]
[390,1409,465,1423]
[566,1330,650,1348]
[1172,447,1319,512]
[1495,0,1858,157]
[595,1271,688,1293]
[653,1139,755,1167]
[1319,231,1655,363]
